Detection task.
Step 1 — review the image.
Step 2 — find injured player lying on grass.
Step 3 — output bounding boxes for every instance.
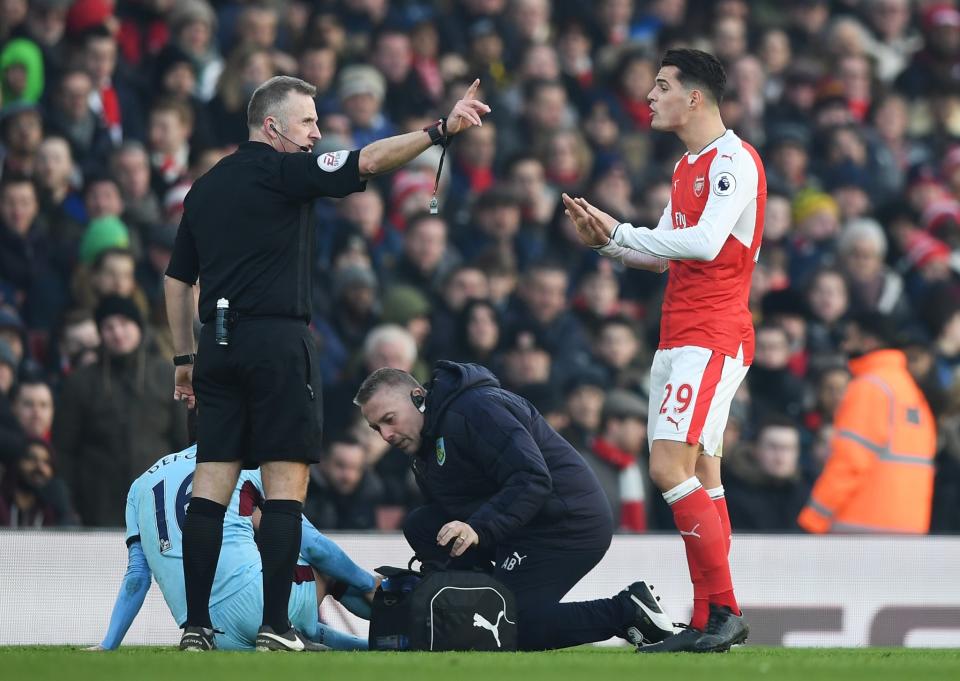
[88,445,377,651]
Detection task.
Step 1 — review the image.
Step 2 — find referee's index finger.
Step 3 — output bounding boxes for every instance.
[465,78,480,98]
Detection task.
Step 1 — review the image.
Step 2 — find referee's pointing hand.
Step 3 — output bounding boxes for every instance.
[444,79,491,135]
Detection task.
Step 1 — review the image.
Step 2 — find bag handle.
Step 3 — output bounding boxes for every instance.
[375,556,454,578]
[374,565,419,578]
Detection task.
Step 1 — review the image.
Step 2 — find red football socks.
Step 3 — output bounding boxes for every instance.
[666,479,740,622]
[710,488,732,554]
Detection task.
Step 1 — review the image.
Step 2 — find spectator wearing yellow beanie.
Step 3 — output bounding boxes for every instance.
[790,189,842,284]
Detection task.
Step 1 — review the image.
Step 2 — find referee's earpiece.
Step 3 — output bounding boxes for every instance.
[411,391,426,413]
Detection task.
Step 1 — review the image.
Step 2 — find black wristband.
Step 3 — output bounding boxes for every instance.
[422,118,448,146]
[173,353,195,366]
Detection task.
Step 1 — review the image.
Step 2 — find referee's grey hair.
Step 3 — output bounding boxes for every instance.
[354,368,422,407]
[247,76,317,130]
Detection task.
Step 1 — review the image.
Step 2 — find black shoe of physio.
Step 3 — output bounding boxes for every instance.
[179,625,217,651]
[622,581,678,645]
[255,625,328,652]
[693,604,749,652]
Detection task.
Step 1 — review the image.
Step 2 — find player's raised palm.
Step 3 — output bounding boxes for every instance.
[562,193,619,247]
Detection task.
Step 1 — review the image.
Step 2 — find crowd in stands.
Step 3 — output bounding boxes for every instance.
[1,0,959,534]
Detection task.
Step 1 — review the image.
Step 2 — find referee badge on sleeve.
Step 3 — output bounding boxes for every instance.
[318,150,349,172]
[436,437,446,466]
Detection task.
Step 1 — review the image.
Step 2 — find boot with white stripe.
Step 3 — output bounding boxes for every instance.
[255,625,328,652]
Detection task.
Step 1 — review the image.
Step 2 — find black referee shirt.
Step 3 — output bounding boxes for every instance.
[166,142,366,323]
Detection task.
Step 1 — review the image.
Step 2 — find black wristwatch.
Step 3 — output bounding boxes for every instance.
[173,353,196,366]
[422,118,448,146]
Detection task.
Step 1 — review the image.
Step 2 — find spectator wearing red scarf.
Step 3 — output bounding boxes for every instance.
[584,389,650,532]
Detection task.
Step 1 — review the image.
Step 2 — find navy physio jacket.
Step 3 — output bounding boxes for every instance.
[413,361,614,551]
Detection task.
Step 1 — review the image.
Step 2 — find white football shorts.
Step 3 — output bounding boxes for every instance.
[647,345,750,457]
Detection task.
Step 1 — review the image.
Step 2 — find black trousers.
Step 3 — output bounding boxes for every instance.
[403,504,633,650]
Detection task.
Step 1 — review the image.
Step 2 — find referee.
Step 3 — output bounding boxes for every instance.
[164,75,489,652]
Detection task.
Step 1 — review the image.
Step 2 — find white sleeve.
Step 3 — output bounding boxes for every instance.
[594,200,672,272]
[611,153,758,261]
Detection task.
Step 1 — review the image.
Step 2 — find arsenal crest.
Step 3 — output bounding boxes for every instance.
[694,175,705,197]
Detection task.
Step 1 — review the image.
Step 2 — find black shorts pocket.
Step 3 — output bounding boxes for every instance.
[301,336,323,439]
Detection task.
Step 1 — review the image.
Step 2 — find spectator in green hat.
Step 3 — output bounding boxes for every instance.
[78,215,129,265]
[0,38,45,105]
[381,285,432,352]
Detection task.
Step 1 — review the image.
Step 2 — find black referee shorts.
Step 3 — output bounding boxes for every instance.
[193,317,323,468]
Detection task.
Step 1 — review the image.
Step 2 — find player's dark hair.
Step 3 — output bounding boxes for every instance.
[660,48,726,104]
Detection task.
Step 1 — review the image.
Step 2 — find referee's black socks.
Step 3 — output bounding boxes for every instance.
[182,496,228,628]
[258,499,304,631]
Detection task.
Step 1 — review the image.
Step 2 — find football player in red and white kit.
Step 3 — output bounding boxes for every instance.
[563,49,765,653]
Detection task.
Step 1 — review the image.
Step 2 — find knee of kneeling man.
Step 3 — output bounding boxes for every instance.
[401,506,438,545]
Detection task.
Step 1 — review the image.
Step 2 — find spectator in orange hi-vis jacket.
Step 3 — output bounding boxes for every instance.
[798,312,936,534]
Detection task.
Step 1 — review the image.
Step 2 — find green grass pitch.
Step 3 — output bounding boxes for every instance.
[2,646,958,681]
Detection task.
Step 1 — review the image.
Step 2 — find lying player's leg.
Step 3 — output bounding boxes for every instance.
[207,568,360,651]
[291,568,367,650]
[300,517,377,595]
[208,577,264,651]
[334,584,375,620]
